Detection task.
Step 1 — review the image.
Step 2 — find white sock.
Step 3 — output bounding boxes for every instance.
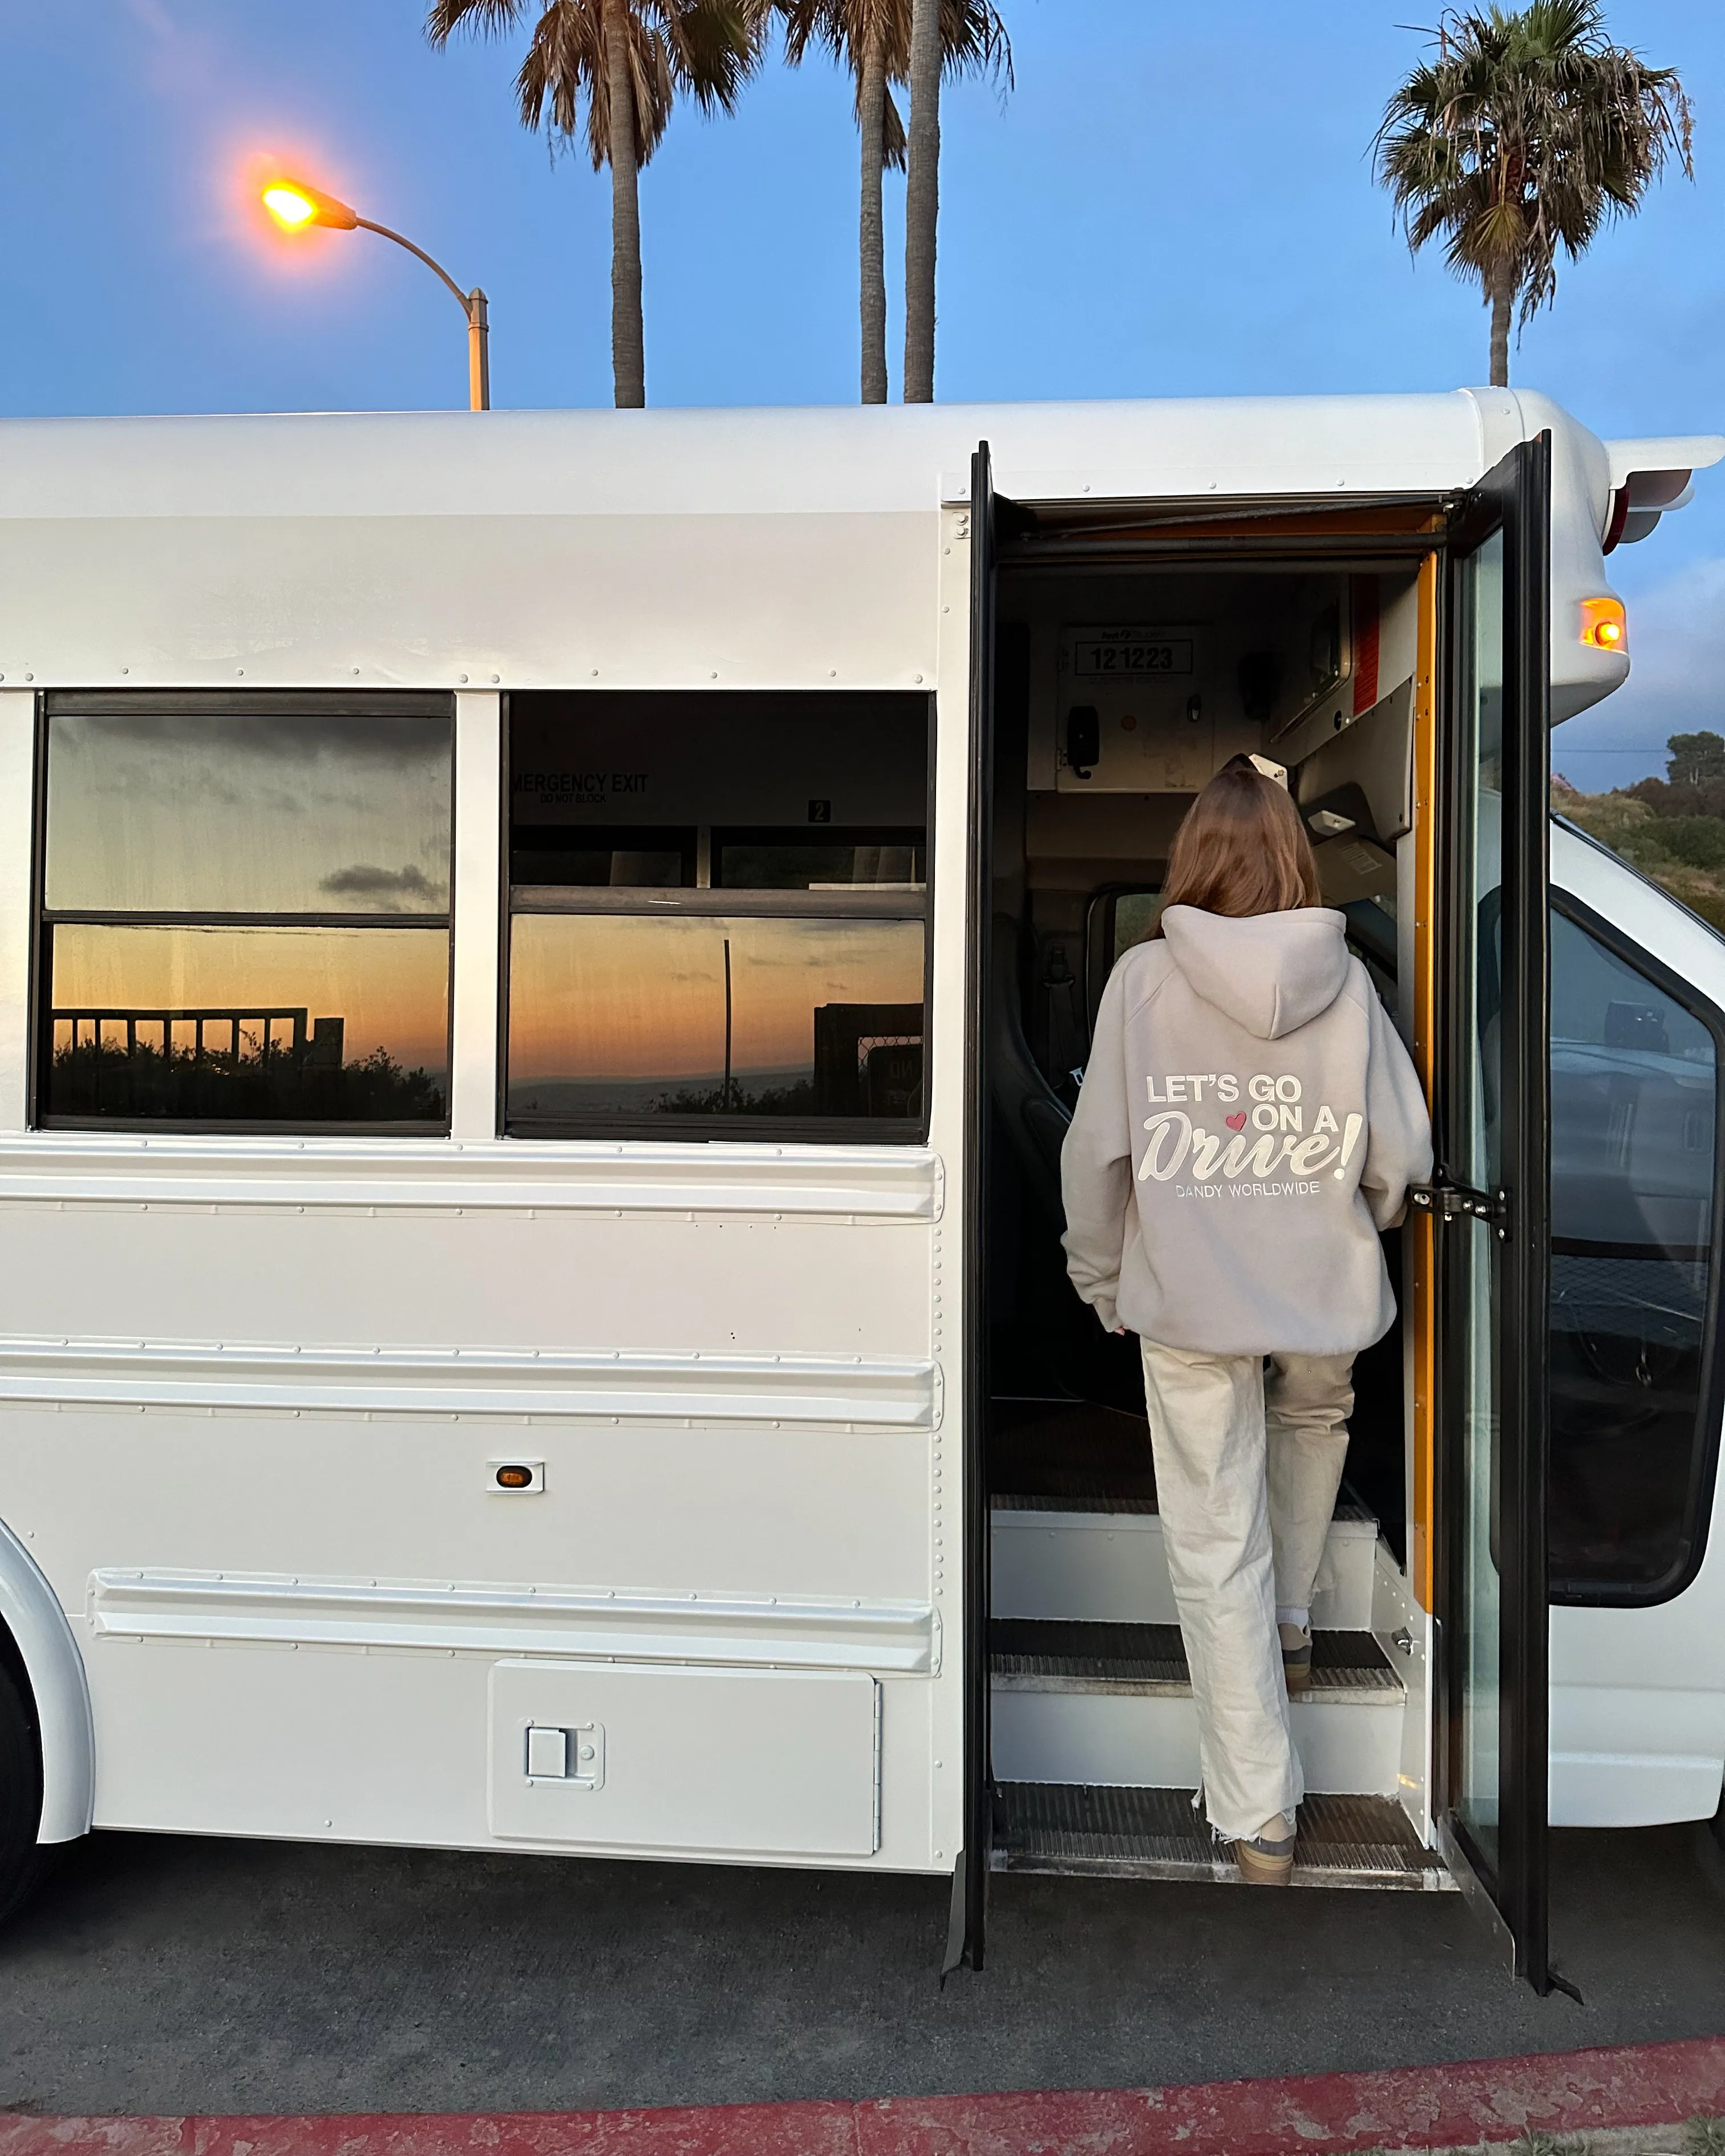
[1276,1606,1310,1634]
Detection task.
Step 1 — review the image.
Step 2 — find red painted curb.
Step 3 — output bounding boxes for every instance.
[2,2035,1723,2156]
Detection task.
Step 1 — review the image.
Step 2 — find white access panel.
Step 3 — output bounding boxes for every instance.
[488,1659,881,1858]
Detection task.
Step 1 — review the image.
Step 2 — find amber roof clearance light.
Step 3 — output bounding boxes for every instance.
[261,175,490,411]
[1580,597,1628,653]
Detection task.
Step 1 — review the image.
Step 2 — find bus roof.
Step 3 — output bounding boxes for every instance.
[0,390,1714,712]
[0,387,1629,520]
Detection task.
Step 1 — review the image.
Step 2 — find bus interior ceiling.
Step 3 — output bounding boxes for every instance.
[984,535,1440,1886]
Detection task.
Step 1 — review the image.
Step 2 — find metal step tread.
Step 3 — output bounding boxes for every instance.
[990,1618,1400,1699]
[992,1490,1161,1515]
[991,1493,1377,1523]
[993,1782,1454,1891]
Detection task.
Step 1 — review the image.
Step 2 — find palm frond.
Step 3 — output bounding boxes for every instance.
[937,0,1012,92]
[882,83,906,167]
[662,0,771,116]
[424,0,533,46]
[515,0,603,157]
[775,0,1009,100]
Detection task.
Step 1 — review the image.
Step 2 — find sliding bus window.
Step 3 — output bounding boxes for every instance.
[505,691,931,1140]
[36,694,455,1132]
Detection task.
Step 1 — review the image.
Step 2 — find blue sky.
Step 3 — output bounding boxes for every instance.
[1,0,1718,785]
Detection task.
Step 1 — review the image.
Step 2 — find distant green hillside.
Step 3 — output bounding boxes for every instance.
[1558,731,1725,935]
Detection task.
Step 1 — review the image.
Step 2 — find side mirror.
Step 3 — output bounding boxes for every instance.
[1066,705,1100,780]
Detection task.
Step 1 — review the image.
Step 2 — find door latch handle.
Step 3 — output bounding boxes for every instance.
[1408,1180,1508,1236]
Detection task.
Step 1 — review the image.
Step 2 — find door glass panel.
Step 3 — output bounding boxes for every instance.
[1550,909,1720,1595]
[1452,524,1507,1877]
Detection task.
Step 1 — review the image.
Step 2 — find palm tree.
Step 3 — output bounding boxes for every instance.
[427,0,768,408]
[1374,1,1691,388]
[779,1,1009,404]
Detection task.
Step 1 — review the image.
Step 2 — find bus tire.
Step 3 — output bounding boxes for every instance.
[0,1655,47,1930]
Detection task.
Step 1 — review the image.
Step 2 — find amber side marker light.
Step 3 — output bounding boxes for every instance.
[1581,597,1628,651]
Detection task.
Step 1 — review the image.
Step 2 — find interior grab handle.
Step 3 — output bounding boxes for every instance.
[1066,706,1100,780]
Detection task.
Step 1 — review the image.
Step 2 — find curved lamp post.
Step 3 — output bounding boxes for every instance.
[263,179,490,412]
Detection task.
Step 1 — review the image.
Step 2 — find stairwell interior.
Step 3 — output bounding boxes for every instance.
[982,514,1448,1888]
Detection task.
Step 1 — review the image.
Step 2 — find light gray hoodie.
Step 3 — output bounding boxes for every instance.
[1060,905,1434,1357]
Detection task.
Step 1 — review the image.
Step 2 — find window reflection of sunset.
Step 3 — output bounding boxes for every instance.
[509,916,924,1081]
[51,926,450,1075]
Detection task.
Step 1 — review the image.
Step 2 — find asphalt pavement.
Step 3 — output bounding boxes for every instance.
[3,1820,1725,2117]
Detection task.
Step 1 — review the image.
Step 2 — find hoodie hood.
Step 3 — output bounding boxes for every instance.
[1160,905,1351,1041]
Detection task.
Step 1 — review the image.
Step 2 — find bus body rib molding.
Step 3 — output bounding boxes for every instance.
[0,1338,939,1431]
[0,1140,944,1223]
[0,1516,94,1843]
[88,1570,940,1676]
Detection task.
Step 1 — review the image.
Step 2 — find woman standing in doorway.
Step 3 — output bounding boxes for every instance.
[1059,756,1432,1883]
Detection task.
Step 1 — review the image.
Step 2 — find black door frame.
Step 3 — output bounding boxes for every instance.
[1431,432,1556,1991]
[946,441,998,1976]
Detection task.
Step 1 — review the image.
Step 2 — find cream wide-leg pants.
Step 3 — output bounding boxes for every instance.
[1138,1338,1355,1843]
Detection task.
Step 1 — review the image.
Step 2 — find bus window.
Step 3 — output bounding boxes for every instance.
[504,692,930,1140]
[1550,901,1723,1602]
[36,695,454,1131]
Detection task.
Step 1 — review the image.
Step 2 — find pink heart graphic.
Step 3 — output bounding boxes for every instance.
[1225,1111,1248,1131]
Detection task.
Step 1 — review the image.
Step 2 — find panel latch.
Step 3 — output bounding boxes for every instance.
[1408,1179,1509,1238]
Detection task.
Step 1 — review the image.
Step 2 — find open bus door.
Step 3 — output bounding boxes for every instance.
[953,433,1560,1979]
[1430,433,1562,1993]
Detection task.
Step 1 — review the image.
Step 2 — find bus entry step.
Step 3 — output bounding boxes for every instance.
[991,1784,1454,1890]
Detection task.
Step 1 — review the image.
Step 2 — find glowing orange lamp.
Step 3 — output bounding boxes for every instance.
[263,180,357,233]
[262,175,489,411]
[1580,597,1628,653]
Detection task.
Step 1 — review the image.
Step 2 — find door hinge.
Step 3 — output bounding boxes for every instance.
[1408,1180,1509,1238]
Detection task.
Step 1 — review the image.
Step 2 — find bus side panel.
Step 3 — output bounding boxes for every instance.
[0,512,937,695]
[0,1201,947,1871]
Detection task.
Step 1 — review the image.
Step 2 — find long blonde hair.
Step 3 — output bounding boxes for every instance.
[1155,755,1322,927]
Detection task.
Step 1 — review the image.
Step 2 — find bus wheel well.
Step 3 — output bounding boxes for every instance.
[0,1523,94,1846]
[0,1612,44,1824]
[0,1616,51,1927]
[0,1619,35,1736]
[0,1621,39,1776]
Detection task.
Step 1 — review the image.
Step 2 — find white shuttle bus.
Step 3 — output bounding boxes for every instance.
[0,390,1720,1993]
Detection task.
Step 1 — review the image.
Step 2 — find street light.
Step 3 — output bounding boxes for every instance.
[262,178,490,412]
